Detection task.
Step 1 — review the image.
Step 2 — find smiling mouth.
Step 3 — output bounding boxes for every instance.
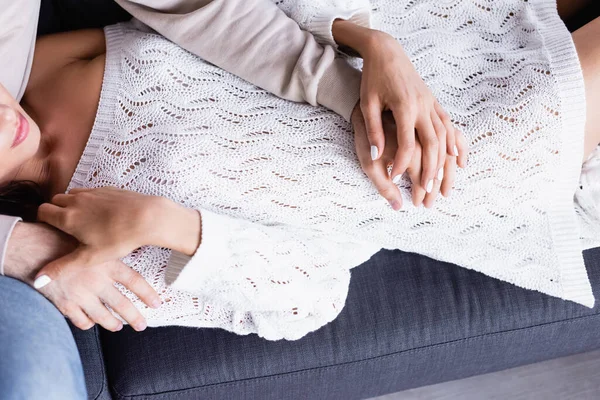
[11,112,29,148]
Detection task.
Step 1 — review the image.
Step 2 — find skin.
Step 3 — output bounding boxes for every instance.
[335,21,467,209]
[3,5,600,331]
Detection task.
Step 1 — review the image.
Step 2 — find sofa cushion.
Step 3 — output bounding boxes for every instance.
[70,325,112,400]
[100,247,600,399]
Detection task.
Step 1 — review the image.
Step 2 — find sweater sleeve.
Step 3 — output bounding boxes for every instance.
[0,0,39,101]
[114,0,362,121]
[162,208,380,340]
[280,0,372,50]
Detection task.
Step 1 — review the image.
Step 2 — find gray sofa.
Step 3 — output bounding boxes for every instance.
[40,1,600,399]
[69,247,600,399]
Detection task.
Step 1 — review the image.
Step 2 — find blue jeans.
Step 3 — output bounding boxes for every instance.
[0,276,87,400]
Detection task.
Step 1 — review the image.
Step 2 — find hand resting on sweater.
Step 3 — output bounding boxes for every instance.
[3,221,161,332]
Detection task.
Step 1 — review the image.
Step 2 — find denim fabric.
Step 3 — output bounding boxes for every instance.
[100,247,600,399]
[0,276,87,400]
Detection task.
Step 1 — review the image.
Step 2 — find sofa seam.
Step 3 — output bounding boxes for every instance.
[113,310,600,399]
[92,326,108,400]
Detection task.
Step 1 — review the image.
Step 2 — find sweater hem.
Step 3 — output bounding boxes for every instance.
[535,1,594,307]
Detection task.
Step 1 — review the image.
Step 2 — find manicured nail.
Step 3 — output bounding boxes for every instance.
[152,299,162,308]
[33,275,51,289]
[426,179,434,193]
[370,145,379,161]
[388,199,402,211]
[453,145,459,157]
[437,168,444,181]
[392,174,403,185]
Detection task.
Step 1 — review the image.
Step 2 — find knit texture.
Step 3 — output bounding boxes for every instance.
[68,0,595,340]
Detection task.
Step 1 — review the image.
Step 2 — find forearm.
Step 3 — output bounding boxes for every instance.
[115,0,361,120]
[4,222,76,284]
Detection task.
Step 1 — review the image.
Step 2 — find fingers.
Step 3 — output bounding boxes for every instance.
[361,99,385,161]
[415,117,438,192]
[455,128,469,169]
[440,152,457,198]
[101,286,148,331]
[82,298,123,332]
[65,307,95,331]
[435,101,457,158]
[423,166,443,209]
[389,110,416,180]
[37,203,67,229]
[430,111,447,181]
[68,187,94,194]
[406,144,427,207]
[112,262,161,309]
[50,193,74,207]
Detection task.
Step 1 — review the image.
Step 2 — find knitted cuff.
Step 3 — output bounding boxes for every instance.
[308,6,372,50]
[316,58,361,121]
[165,209,230,291]
[0,215,22,276]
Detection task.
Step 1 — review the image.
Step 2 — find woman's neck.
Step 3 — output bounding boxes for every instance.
[17,54,106,197]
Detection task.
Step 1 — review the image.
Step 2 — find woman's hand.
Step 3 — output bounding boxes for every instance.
[34,248,161,332]
[353,107,468,208]
[333,20,466,191]
[37,187,202,264]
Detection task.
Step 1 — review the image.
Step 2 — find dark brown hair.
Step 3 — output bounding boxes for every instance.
[0,181,45,222]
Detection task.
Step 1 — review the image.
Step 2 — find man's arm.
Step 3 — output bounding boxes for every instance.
[3,222,76,285]
[115,0,362,121]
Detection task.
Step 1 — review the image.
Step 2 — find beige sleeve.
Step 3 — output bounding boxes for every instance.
[0,0,40,101]
[114,0,361,121]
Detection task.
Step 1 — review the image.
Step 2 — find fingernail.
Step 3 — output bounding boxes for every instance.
[370,145,379,161]
[437,168,444,181]
[136,321,147,331]
[392,174,403,185]
[388,199,402,211]
[426,179,434,193]
[116,323,123,331]
[453,145,459,157]
[33,275,52,289]
[152,299,162,308]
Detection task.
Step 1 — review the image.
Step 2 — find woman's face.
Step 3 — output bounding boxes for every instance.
[0,83,41,182]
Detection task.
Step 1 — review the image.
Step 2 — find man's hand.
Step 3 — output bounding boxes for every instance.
[34,248,161,332]
[3,221,161,332]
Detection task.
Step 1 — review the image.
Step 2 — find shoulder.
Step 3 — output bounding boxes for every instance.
[0,0,41,99]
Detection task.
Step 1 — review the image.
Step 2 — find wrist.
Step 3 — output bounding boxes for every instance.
[4,222,76,283]
[331,19,378,57]
[146,197,201,256]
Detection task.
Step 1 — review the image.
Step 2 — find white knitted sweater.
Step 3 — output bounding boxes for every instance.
[69,0,596,340]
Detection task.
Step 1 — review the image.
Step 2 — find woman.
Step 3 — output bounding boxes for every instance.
[2,0,600,344]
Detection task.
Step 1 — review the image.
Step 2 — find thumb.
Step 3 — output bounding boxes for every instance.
[33,246,94,290]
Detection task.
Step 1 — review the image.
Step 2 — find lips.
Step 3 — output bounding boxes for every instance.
[11,111,29,148]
